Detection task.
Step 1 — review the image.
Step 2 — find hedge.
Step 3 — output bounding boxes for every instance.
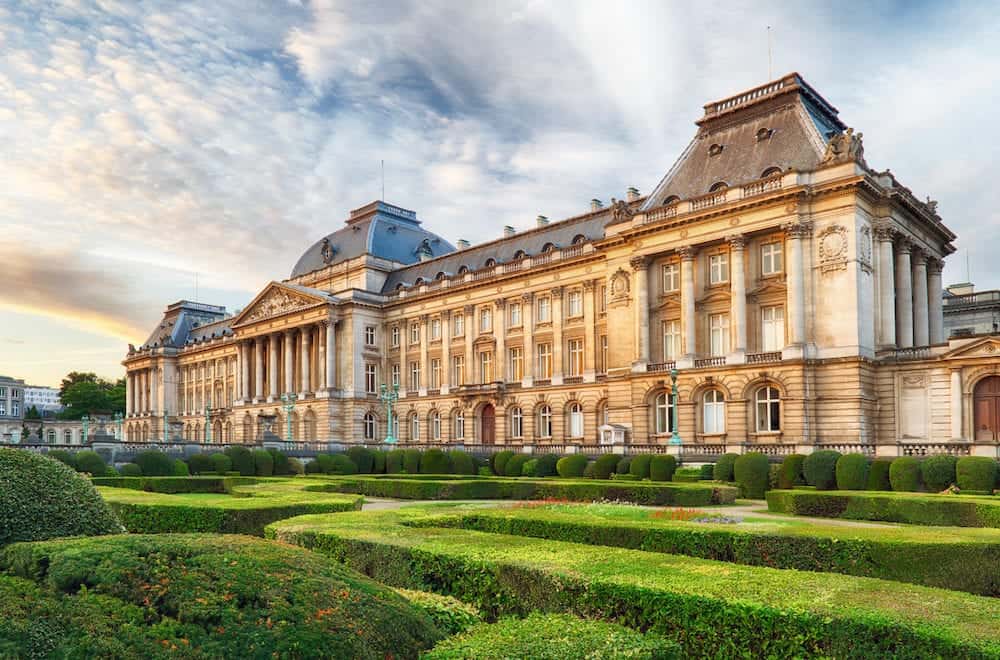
[504,454,529,477]
[45,449,76,469]
[0,534,442,657]
[492,451,515,477]
[403,449,422,474]
[803,450,840,490]
[593,454,620,479]
[956,457,998,492]
[867,458,893,490]
[387,449,405,474]
[556,454,588,478]
[225,446,255,476]
[269,509,1000,658]
[922,455,958,492]
[671,467,701,483]
[132,450,174,476]
[424,612,677,659]
[448,450,476,476]
[733,452,769,498]
[372,450,387,474]
[616,456,632,476]
[766,489,1000,528]
[90,475,257,494]
[172,459,189,476]
[834,453,869,491]
[778,454,806,489]
[629,454,652,480]
[649,455,677,482]
[0,449,121,546]
[210,452,232,474]
[698,463,715,480]
[187,453,214,475]
[393,587,482,636]
[73,450,107,476]
[422,449,453,475]
[713,453,738,482]
[347,447,376,474]
[532,454,559,478]
[889,456,923,492]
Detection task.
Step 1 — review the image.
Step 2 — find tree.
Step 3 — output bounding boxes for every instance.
[24,405,41,420]
[58,372,125,419]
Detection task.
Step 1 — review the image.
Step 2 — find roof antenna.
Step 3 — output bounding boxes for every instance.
[767,26,773,80]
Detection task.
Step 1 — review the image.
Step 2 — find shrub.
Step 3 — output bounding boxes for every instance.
[133,450,174,477]
[386,449,405,474]
[505,454,529,477]
[0,448,121,545]
[867,458,893,490]
[393,588,482,636]
[593,454,620,480]
[922,455,958,492]
[713,453,739,482]
[74,450,106,476]
[224,446,255,476]
[889,457,922,492]
[478,466,493,477]
[422,449,453,474]
[304,459,322,474]
[629,454,653,480]
[119,463,142,477]
[835,453,869,491]
[698,463,715,480]
[649,455,677,482]
[582,461,596,478]
[187,453,214,475]
[556,454,588,478]
[269,448,290,476]
[493,450,515,477]
[733,452,770,499]
[613,473,640,481]
[210,452,232,474]
[803,450,840,490]
[403,449,422,474]
[46,450,76,469]
[616,456,632,476]
[672,467,702,483]
[372,450,387,474]
[449,450,476,475]
[287,457,304,475]
[253,449,274,477]
[956,457,998,492]
[778,454,806,489]
[768,463,781,490]
[521,459,539,477]
[328,454,358,475]
[172,459,190,476]
[347,447,376,474]
[533,454,560,478]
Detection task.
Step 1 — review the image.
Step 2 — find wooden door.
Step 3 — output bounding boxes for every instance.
[973,376,1000,442]
[481,404,495,445]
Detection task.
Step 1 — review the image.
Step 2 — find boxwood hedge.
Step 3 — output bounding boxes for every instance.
[834,453,869,491]
[867,458,893,491]
[733,452,769,498]
[803,450,840,490]
[766,489,1000,528]
[889,457,923,492]
[90,475,257,493]
[956,457,998,492]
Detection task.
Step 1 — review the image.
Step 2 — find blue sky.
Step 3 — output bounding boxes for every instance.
[2,0,999,386]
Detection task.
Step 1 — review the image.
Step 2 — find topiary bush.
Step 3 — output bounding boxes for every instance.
[119,463,142,477]
[835,454,869,491]
[533,454,560,478]
[492,450,515,477]
[74,450,106,476]
[253,449,274,477]
[46,450,76,469]
[209,453,232,474]
[386,449,405,474]
[803,450,841,490]
[372,450,387,474]
[556,454,588,478]
[187,453,214,475]
[713,453,739,482]
[733,452,770,499]
[505,454,529,477]
[521,459,539,477]
[616,456,632,476]
[629,455,653,480]
[866,458,893,491]
[328,454,358,475]
[889,457,923,492]
[778,454,806,489]
[269,449,290,476]
[403,449,422,474]
[393,587,482,636]
[172,459,190,476]
[287,457,304,475]
[133,450,174,477]
[421,449,452,474]
[649,455,677,482]
[699,463,715,480]
[304,458,323,474]
[582,461,596,478]
[347,447,375,474]
[956,457,998,492]
[0,449,121,545]
[921,455,958,492]
[593,454,620,480]
[224,446,255,476]
[449,450,476,475]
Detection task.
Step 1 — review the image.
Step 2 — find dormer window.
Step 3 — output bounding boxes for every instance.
[572,234,587,245]
[513,250,528,260]
[663,195,680,206]
[708,143,724,156]
[457,265,469,275]
[756,127,774,141]
[541,243,556,253]
[435,271,447,281]
[414,277,425,286]
[761,167,782,178]
[709,182,728,193]
[484,258,497,268]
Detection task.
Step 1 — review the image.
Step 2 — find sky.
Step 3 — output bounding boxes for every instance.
[3,0,1000,387]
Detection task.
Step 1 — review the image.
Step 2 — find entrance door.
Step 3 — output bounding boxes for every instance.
[973,376,1000,442]
[481,404,495,445]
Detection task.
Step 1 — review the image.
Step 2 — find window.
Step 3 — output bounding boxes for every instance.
[480,307,492,332]
[709,180,727,191]
[756,386,781,432]
[661,320,681,361]
[64,430,72,443]
[537,296,551,323]
[709,253,729,284]
[703,390,726,434]
[599,285,607,313]
[409,323,420,345]
[13,402,20,417]
[654,392,675,434]
[12,389,19,400]
[509,302,522,326]
[567,290,583,317]
[600,335,608,373]
[453,313,465,336]
[430,318,441,340]
[365,364,377,394]
[567,403,584,438]
[479,351,494,382]
[509,346,524,381]
[536,405,552,438]
[410,414,420,441]
[452,356,465,385]
[363,412,377,440]
[431,411,442,440]
[761,241,783,275]
[454,411,466,439]
[47,429,55,443]
[662,263,679,292]
[598,402,609,427]
[409,361,421,391]
[761,305,785,351]
[430,358,441,388]
[364,325,376,346]
[391,363,400,388]
[568,339,584,376]
[0,387,5,398]
[536,343,553,379]
[0,401,5,416]
[510,407,524,437]
[709,313,729,356]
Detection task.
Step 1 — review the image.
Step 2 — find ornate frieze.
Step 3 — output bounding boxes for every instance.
[817,224,848,273]
[858,225,873,273]
[244,289,318,323]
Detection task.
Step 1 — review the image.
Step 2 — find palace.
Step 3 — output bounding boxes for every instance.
[122,73,1000,458]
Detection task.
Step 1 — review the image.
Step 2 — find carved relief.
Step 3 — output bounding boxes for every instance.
[901,374,926,387]
[818,225,848,273]
[244,289,316,323]
[320,238,335,264]
[820,127,866,167]
[609,198,634,223]
[629,255,649,272]
[608,268,630,306]
[858,225,872,273]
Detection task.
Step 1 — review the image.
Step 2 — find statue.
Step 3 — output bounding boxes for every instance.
[820,127,865,166]
[320,238,335,264]
[609,198,634,223]
[925,197,939,214]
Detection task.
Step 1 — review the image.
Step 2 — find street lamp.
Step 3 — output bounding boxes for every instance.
[81,415,89,445]
[113,412,123,441]
[204,407,211,444]
[380,383,399,444]
[669,368,681,445]
[281,393,297,442]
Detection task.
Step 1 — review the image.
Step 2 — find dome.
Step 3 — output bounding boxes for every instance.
[290,201,455,278]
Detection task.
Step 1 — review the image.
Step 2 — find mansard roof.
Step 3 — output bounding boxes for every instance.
[137,300,229,351]
[290,201,456,279]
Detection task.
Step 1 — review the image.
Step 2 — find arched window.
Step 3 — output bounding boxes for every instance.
[430,410,442,440]
[571,234,587,245]
[567,403,584,438]
[708,143,724,156]
[435,271,447,281]
[509,406,523,438]
[410,413,420,442]
[47,429,56,443]
[64,429,72,444]
[597,401,609,427]
[457,265,469,275]
[654,392,675,435]
[454,411,466,439]
[541,243,556,253]
[663,195,680,206]
[536,405,552,438]
[484,258,497,267]
[755,386,781,432]
[414,277,425,286]
[709,181,728,192]
[703,390,726,434]
[761,166,782,178]
[756,127,774,141]
[363,412,377,440]
[513,250,528,260]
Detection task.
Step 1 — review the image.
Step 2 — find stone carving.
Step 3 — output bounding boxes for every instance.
[858,225,872,273]
[901,374,926,388]
[820,127,866,166]
[629,255,648,272]
[782,220,813,239]
[609,268,630,304]
[726,234,747,249]
[320,238,335,264]
[925,197,939,214]
[818,224,848,273]
[609,198,634,223]
[677,245,698,261]
[244,288,315,323]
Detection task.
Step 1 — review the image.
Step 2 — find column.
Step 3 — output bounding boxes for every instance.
[783,221,811,348]
[951,367,963,440]
[551,287,564,385]
[875,225,896,347]
[399,318,408,396]
[911,250,929,347]
[464,305,474,385]
[895,239,913,348]
[125,373,132,416]
[234,343,242,404]
[679,246,697,358]
[139,370,147,413]
[630,256,650,370]
[242,343,252,402]
[255,337,265,402]
[300,327,312,396]
[150,366,158,414]
[928,258,945,344]
[223,357,230,408]
[495,300,506,383]
[326,319,336,394]
[521,293,534,387]
[283,329,295,396]
[419,315,429,395]
[441,311,451,394]
[583,280,596,382]
[268,334,279,401]
[728,235,747,356]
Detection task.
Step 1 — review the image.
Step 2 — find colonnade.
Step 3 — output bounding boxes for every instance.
[238,320,336,403]
[125,368,156,416]
[876,226,945,348]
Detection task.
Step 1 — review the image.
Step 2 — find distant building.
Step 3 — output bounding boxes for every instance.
[24,385,63,414]
[0,375,25,443]
[943,282,1000,338]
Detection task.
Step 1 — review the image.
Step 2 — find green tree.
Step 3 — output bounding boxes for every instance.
[58,372,125,419]
[24,405,41,420]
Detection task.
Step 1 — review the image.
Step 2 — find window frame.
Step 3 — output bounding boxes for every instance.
[537,296,551,323]
[761,241,784,276]
[536,342,553,379]
[363,412,377,440]
[567,402,584,438]
[662,263,679,292]
[509,302,522,327]
[755,386,781,433]
[567,290,583,317]
[761,305,785,352]
[654,391,675,435]
[567,338,584,376]
[364,363,377,395]
[702,390,726,435]
[510,406,523,438]
[364,325,377,347]
[661,319,681,361]
[536,404,552,438]
[709,313,730,357]
[509,346,524,381]
[709,253,729,285]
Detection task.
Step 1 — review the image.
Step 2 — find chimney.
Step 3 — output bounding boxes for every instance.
[590,198,603,211]
[626,187,640,202]
[536,215,549,228]
[457,239,470,249]
[504,226,516,238]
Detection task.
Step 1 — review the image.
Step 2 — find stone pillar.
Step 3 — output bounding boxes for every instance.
[242,343,252,402]
[139,369,147,413]
[283,329,295,397]
[728,235,747,356]
[419,315,429,394]
[894,239,914,348]
[911,251,929,347]
[495,300,506,383]
[300,328,312,396]
[150,366,158,414]
[928,258,945,344]
[441,311,451,394]
[398,318,408,396]
[783,221,811,348]
[464,305,474,385]
[551,287,564,384]
[875,225,896,348]
[268,334,279,401]
[679,246,697,358]
[125,373,132,416]
[630,256,650,370]
[951,367,963,440]
[521,293,534,387]
[583,280,597,382]
[254,337,265,402]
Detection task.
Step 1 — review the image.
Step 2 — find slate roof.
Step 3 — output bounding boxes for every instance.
[138,301,230,350]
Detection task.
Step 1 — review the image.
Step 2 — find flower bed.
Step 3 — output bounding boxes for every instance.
[766,489,1000,528]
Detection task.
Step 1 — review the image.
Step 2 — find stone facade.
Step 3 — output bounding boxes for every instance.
[120,73,1000,458]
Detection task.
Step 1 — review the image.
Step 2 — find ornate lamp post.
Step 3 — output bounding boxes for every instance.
[669,368,681,445]
[113,412,123,441]
[81,415,89,445]
[162,410,169,443]
[281,393,297,442]
[204,407,212,444]
[380,383,399,444]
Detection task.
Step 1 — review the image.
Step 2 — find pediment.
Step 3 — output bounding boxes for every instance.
[941,336,1000,360]
[232,282,330,326]
[747,276,787,301]
[654,292,682,310]
[696,288,732,308]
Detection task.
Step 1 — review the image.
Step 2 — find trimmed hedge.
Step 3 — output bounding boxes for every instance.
[649,455,677,482]
[733,452,769,498]
[867,458,893,491]
[387,449,405,474]
[46,449,76,469]
[0,449,121,546]
[593,454,620,479]
[834,453,869,491]
[421,449,452,475]
[118,463,141,477]
[492,451,514,477]
[74,450,107,476]
[556,454,588,478]
[502,454,527,477]
[90,475,257,494]
[210,452,232,474]
[713,453,738,482]
[403,449,422,475]
[372,450,387,474]
[172,459,189,476]
[671,467,702,483]
[698,463,714,480]
[187,453,214,475]
[393,587,482,636]
[132,450,174,476]
[890,456,923,492]
[347,447,376,474]
[224,446,255,476]
[777,454,806,489]
[767,489,1000,528]
[449,451,476,475]
[922,455,958,492]
[803,450,840,490]
[629,454,652,480]
[616,456,632,476]
[252,449,273,476]
[269,448,290,476]
[956,457,998,492]
[533,454,559,478]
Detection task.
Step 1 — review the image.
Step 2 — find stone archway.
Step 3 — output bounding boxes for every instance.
[973,375,1000,442]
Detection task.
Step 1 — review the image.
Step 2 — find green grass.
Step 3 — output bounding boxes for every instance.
[267,506,1000,658]
[767,489,1000,528]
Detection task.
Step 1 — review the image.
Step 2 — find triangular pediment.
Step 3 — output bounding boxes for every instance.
[941,336,1000,360]
[748,276,788,301]
[232,282,331,326]
[696,288,732,307]
[654,292,682,310]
